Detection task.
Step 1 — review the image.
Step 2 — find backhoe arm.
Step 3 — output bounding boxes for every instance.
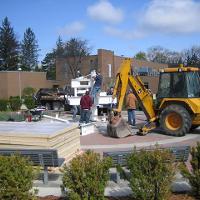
[112,59,130,112]
[108,58,157,137]
[113,58,156,121]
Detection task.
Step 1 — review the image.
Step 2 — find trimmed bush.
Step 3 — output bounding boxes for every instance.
[0,112,10,121]
[0,154,37,200]
[9,96,21,111]
[181,142,200,198]
[126,147,176,200]
[61,150,112,200]
[24,96,35,109]
[0,99,8,111]
[22,87,36,97]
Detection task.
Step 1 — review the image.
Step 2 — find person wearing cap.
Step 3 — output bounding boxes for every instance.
[79,90,93,123]
[126,89,137,126]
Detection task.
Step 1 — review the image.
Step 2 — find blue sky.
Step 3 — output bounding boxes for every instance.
[0,0,200,61]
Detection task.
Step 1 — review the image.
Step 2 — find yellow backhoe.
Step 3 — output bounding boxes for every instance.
[107,58,200,138]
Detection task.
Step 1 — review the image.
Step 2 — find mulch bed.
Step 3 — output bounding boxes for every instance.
[38,194,196,200]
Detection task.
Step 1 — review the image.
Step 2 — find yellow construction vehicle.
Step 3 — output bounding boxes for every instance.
[107,58,200,138]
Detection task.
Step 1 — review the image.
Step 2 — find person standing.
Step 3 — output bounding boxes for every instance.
[91,70,102,99]
[107,87,114,95]
[80,91,93,124]
[126,89,137,126]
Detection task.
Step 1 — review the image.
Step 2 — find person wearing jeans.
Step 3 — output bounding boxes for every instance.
[80,109,91,124]
[91,71,102,102]
[128,108,136,126]
[126,89,137,126]
[79,91,93,124]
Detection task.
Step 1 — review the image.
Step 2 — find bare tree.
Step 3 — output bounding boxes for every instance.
[63,38,91,78]
[182,46,200,67]
[147,46,168,64]
[147,46,182,65]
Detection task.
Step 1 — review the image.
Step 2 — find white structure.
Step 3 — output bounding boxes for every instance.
[67,72,117,121]
[80,123,96,135]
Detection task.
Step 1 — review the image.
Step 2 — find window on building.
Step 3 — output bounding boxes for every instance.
[144,82,149,89]
[138,66,160,76]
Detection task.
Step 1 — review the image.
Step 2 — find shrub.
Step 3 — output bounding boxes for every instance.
[22,87,36,97]
[24,96,35,109]
[181,142,200,199]
[126,147,176,200]
[0,99,8,111]
[0,154,37,200]
[9,96,21,111]
[61,150,112,200]
[0,112,10,121]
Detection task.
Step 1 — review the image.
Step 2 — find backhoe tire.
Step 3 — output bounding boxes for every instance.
[159,105,191,136]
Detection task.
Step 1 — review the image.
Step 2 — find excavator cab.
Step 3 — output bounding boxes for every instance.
[107,59,200,138]
[157,71,200,99]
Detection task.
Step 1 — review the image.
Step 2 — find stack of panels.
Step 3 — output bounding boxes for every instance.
[0,122,80,160]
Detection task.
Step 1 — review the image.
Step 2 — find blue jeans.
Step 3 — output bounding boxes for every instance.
[127,109,135,126]
[91,86,101,99]
[72,105,78,119]
[80,109,91,123]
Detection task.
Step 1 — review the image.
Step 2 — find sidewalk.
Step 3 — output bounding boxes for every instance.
[33,172,191,197]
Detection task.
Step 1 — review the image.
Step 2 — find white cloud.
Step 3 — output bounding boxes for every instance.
[87,0,123,24]
[58,21,85,36]
[104,26,146,39]
[141,0,200,34]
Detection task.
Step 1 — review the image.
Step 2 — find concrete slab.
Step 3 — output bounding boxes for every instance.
[0,121,80,159]
[0,122,78,137]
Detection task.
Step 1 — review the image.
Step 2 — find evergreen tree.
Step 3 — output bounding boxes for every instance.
[20,27,39,71]
[56,36,64,58]
[41,36,64,80]
[0,17,19,71]
[134,51,147,61]
[41,51,56,80]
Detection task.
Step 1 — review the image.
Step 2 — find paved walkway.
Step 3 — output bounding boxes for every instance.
[80,111,200,154]
[34,172,191,197]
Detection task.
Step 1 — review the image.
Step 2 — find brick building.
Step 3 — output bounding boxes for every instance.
[56,49,168,94]
[0,71,59,99]
[0,49,168,99]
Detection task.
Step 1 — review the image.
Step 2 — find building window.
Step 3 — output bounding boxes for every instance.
[137,66,159,76]
[144,82,149,89]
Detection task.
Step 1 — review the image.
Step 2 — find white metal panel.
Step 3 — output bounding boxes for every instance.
[68,96,81,105]
[108,64,112,77]
[68,96,117,106]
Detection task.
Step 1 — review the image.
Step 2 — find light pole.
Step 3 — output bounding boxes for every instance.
[18,67,22,100]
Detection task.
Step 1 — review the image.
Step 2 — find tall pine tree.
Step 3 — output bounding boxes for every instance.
[20,27,39,71]
[41,36,64,80]
[56,36,64,58]
[0,17,19,71]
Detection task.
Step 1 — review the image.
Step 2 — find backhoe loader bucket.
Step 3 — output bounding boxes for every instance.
[107,114,132,138]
